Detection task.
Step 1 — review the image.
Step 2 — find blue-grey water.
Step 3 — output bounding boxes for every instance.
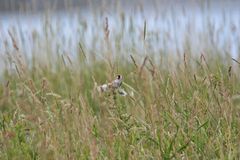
[0,1,240,74]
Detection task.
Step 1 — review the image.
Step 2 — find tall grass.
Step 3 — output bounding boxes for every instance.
[1,1,240,159]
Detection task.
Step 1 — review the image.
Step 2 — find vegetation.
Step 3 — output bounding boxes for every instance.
[1,2,240,159]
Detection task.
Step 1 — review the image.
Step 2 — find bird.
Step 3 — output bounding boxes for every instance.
[111,75,123,89]
[97,75,127,96]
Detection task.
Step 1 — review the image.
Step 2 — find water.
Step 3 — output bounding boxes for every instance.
[0,1,240,74]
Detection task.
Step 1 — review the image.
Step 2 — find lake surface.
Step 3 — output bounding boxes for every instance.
[0,1,240,74]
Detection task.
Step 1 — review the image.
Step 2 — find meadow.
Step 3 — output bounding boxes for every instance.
[1,1,240,159]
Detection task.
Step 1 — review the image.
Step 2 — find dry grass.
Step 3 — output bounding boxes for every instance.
[1,1,240,159]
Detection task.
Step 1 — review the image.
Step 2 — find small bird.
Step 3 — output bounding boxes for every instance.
[97,75,127,96]
[111,75,123,89]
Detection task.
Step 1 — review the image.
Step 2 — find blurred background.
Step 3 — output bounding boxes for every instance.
[0,0,240,75]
